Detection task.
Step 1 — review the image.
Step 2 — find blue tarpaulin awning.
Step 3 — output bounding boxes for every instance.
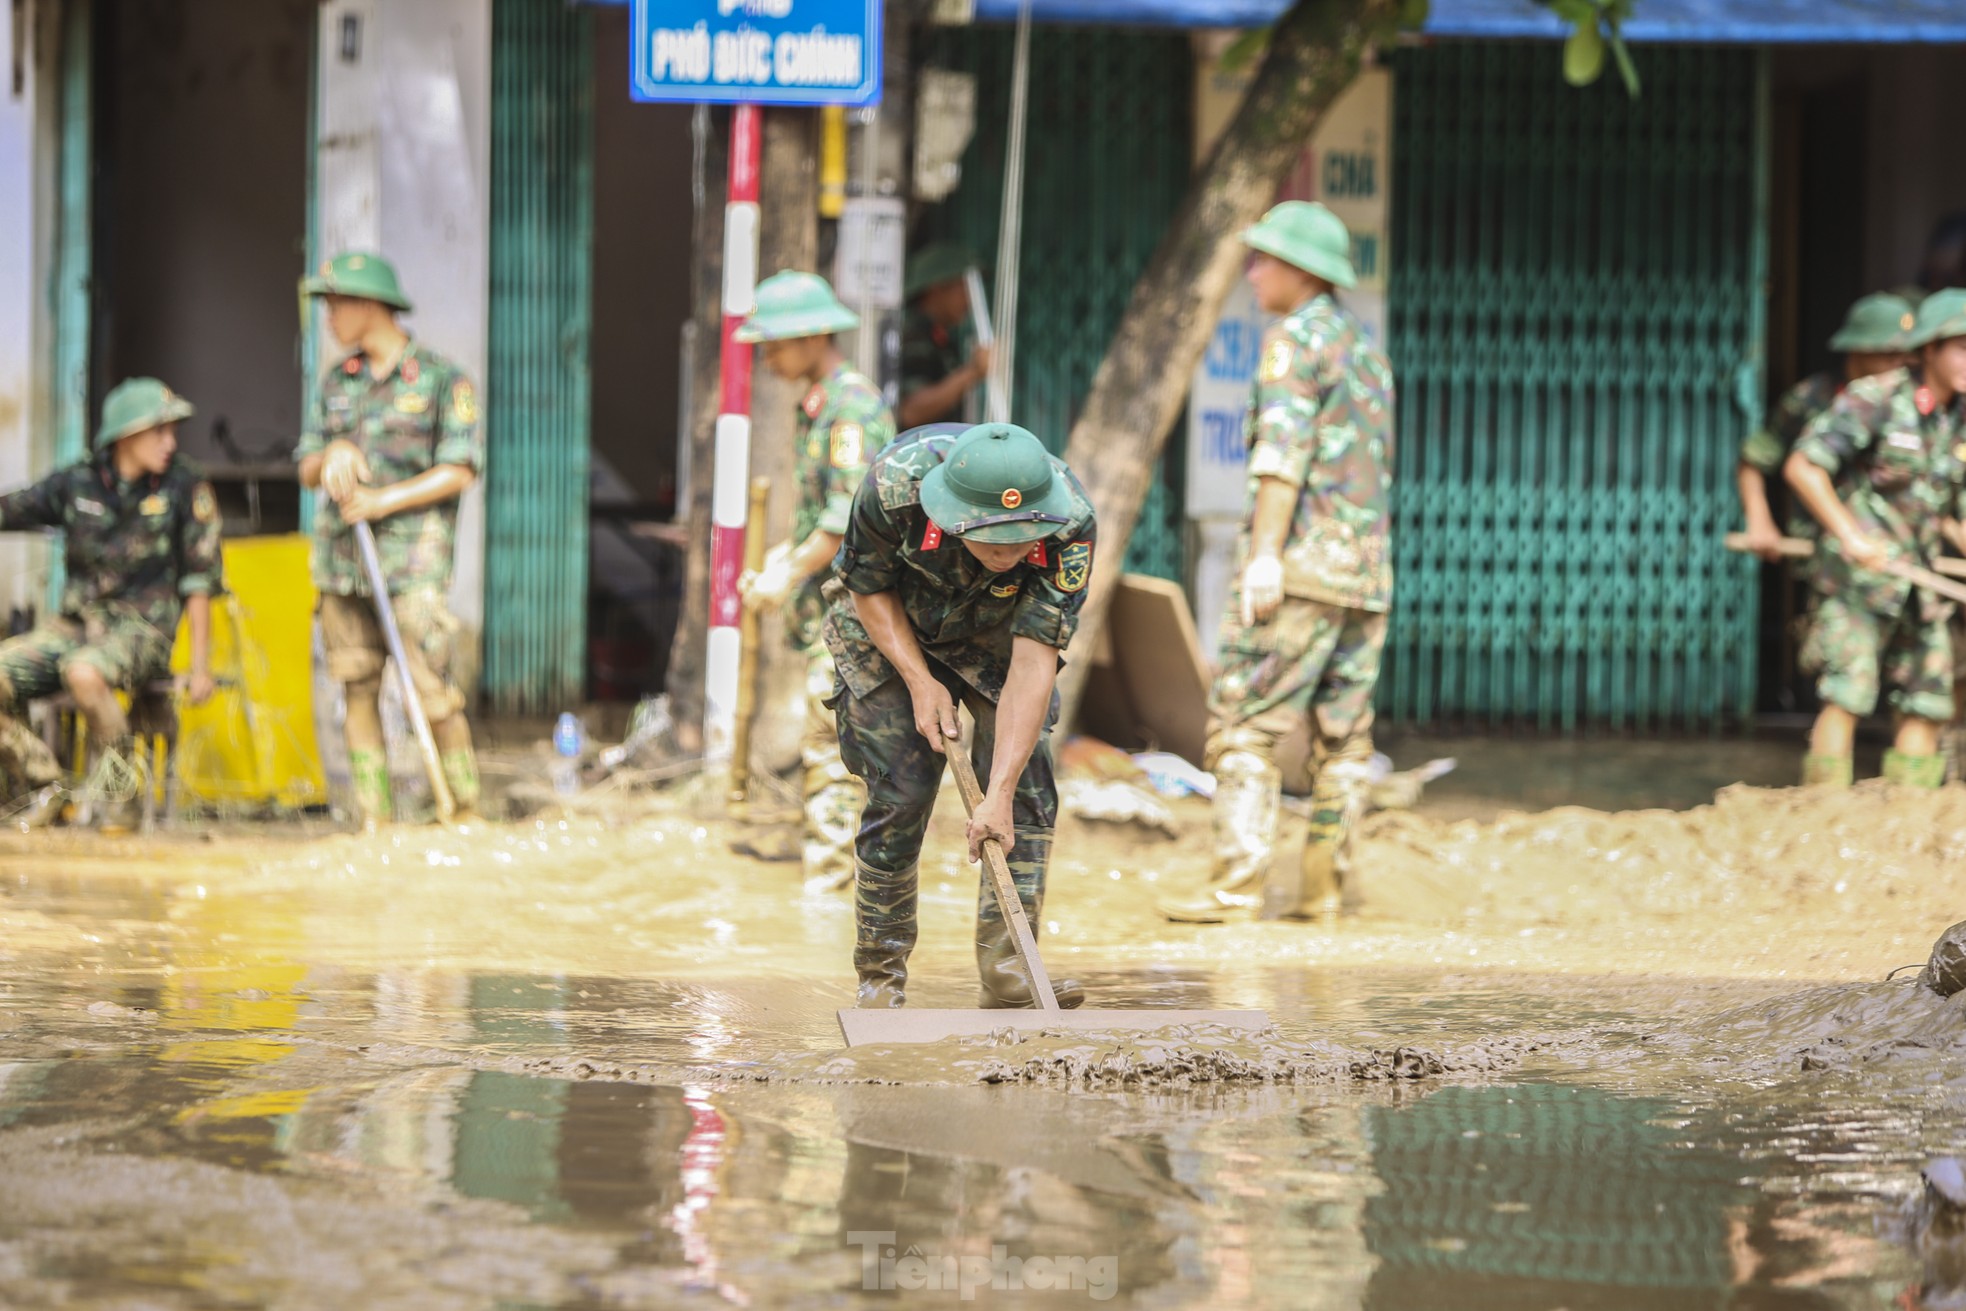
[964,0,1966,41]
[582,0,1966,42]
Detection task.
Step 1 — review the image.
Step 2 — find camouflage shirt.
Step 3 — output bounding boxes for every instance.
[296,339,483,597]
[1793,365,1966,617]
[823,429,1097,702]
[788,362,894,650]
[1742,372,1841,540]
[900,306,967,408]
[0,457,223,635]
[1243,293,1396,613]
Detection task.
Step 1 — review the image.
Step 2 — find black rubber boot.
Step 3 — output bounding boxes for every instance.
[853,859,918,1009]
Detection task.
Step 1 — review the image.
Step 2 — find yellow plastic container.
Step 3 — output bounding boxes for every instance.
[169,534,326,809]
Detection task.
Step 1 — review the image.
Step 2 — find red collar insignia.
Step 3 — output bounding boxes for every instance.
[1025,542,1048,568]
[921,521,944,550]
[802,384,826,419]
[343,356,362,376]
[1917,386,1936,416]
[402,356,419,385]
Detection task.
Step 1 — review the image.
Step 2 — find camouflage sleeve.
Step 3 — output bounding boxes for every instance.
[818,397,891,538]
[1792,385,1876,476]
[1739,427,1786,473]
[434,371,485,472]
[833,475,905,595]
[177,480,224,596]
[295,386,328,462]
[1009,520,1095,653]
[0,469,71,531]
[1244,327,1318,489]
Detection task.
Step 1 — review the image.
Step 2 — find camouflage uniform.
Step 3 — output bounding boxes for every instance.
[790,362,893,886]
[296,339,484,814]
[1167,291,1396,923]
[1792,365,1966,725]
[0,458,222,790]
[900,306,967,415]
[1742,372,1841,542]
[824,428,1095,1007]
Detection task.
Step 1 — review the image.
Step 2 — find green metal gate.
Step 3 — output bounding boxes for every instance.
[485,0,594,715]
[1384,44,1766,732]
[918,25,1191,581]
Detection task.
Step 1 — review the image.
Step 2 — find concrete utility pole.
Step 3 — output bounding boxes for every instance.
[745,107,822,773]
[1055,0,1403,722]
[666,106,820,769]
[665,109,728,756]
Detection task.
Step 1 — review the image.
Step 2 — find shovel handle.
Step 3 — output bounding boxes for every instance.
[1724,532,1966,597]
[945,719,1060,1011]
[353,521,456,823]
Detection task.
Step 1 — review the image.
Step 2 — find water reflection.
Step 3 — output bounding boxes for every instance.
[0,848,1939,1309]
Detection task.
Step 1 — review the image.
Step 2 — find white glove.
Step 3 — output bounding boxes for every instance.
[741,543,796,612]
[1239,553,1284,627]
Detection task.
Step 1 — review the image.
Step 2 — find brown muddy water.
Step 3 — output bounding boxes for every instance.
[3,777,1966,1309]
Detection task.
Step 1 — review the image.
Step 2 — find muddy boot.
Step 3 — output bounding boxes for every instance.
[442,748,482,821]
[853,859,918,1008]
[11,784,68,831]
[1801,752,1853,787]
[92,737,144,835]
[1883,749,1947,789]
[349,748,392,832]
[803,771,862,894]
[975,830,1083,1009]
[1159,751,1280,924]
[975,912,1085,1009]
[1276,744,1372,922]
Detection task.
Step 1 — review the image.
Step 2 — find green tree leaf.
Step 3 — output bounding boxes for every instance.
[1563,21,1605,85]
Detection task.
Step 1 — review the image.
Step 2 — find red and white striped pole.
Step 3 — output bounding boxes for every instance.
[705,105,762,764]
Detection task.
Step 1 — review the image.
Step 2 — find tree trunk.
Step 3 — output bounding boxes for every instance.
[1055,0,1402,722]
[663,108,727,755]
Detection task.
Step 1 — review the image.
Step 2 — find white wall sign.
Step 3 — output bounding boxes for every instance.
[834,195,905,311]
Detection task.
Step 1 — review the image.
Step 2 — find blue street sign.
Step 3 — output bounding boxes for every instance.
[631,0,882,107]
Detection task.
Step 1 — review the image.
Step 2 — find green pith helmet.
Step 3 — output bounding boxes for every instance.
[301,251,413,312]
[904,242,976,299]
[1909,288,1966,349]
[1828,292,1916,353]
[732,270,860,343]
[919,423,1076,545]
[95,377,194,450]
[1239,201,1357,290]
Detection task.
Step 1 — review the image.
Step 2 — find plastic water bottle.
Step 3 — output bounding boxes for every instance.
[551,712,584,797]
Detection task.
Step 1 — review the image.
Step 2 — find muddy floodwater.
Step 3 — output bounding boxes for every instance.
[3,761,1966,1309]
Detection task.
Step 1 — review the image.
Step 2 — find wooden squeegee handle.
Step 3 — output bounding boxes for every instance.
[945,723,1061,1012]
[1725,532,1966,603]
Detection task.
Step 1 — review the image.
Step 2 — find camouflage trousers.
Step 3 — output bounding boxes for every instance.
[0,610,172,791]
[1206,597,1386,905]
[801,644,863,888]
[318,590,467,722]
[834,660,1057,975]
[1207,597,1387,764]
[1801,592,1955,723]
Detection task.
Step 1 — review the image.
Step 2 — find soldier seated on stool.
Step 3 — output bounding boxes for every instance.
[0,378,222,831]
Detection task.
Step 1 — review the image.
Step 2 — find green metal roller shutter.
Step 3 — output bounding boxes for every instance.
[486,0,595,714]
[918,24,1192,582]
[1384,44,1766,732]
